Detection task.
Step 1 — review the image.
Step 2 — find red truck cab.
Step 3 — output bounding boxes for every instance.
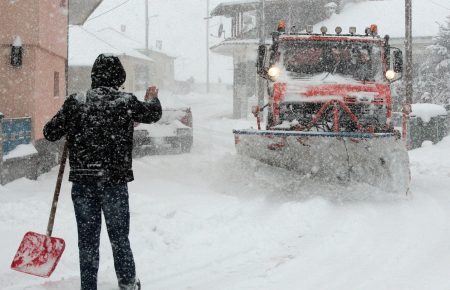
[257,24,403,134]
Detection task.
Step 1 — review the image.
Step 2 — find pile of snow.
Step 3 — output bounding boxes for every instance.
[411,103,447,123]
[3,144,38,161]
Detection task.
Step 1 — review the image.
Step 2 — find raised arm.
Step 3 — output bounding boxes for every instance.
[131,86,162,124]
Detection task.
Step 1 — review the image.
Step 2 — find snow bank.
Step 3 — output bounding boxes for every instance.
[3,144,38,161]
[411,103,447,123]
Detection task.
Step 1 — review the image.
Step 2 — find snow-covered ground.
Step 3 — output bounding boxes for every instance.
[1,90,450,290]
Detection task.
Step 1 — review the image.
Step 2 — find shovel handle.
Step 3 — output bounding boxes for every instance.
[46,142,69,237]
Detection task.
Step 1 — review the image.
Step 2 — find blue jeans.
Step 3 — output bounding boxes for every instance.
[71,183,136,290]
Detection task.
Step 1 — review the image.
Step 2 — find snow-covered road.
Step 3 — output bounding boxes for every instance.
[1,90,450,290]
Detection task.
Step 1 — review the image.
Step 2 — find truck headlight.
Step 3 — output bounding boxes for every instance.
[268,67,281,78]
[385,70,396,80]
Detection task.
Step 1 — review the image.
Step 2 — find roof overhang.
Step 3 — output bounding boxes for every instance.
[210,0,313,17]
[69,0,104,25]
[210,39,260,57]
[211,1,261,17]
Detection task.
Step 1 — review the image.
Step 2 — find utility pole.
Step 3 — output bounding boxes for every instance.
[257,0,266,113]
[405,0,413,105]
[145,0,149,51]
[206,0,210,93]
[145,0,149,88]
[402,0,413,143]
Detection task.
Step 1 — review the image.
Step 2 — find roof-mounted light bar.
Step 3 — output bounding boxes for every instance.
[274,23,379,37]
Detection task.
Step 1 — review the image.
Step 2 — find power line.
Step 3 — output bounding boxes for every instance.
[429,0,450,11]
[85,0,132,22]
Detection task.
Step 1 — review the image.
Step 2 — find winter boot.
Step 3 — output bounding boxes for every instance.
[119,278,141,290]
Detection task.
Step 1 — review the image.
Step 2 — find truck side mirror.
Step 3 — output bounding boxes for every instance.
[393,50,403,73]
[257,45,266,75]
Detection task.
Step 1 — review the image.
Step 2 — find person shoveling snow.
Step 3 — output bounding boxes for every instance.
[43,54,162,290]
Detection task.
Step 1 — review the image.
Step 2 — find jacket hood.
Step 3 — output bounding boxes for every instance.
[91,54,126,89]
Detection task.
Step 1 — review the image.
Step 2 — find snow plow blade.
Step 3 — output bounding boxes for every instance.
[233,129,410,194]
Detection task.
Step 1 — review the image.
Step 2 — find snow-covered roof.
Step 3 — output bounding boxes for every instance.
[96,27,143,49]
[314,0,450,38]
[69,25,153,66]
[210,38,268,56]
[96,27,175,58]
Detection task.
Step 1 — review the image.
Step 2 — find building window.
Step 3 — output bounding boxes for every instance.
[60,0,67,8]
[54,72,60,97]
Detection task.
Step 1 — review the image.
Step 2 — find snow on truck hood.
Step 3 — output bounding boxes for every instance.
[278,74,388,103]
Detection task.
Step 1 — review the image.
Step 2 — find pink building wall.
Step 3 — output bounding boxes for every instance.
[0,0,67,141]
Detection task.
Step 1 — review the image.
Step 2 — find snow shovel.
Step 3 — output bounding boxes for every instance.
[10,142,69,278]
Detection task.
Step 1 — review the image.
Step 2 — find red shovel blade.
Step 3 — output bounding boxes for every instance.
[11,231,65,278]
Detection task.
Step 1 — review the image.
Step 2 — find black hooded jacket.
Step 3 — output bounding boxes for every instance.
[44,54,162,184]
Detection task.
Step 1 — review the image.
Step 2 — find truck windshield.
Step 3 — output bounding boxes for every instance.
[279,41,384,82]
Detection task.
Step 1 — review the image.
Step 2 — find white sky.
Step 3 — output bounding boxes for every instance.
[316,0,450,38]
[85,0,233,84]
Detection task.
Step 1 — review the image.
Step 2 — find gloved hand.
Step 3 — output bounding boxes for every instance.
[145,86,158,101]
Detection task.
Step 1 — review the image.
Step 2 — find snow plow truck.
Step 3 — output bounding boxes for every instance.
[233,23,410,193]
